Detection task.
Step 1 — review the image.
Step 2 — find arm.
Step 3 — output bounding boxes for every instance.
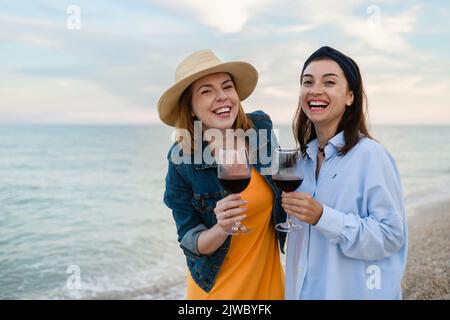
[164,160,248,256]
[197,225,228,255]
[317,146,406,260]
[283,145,406,261]
[164,160,207,257]
[198,194,248,254]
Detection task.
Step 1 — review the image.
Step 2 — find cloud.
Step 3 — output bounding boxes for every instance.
[366,74,422,94]
[276,24,318,33]
[0,14,61,48]
[0,13,58,29]
[342,5,420,53]
[273,0,420,53]
[1,0,449,124]
[0,75,158,124]
[152,0,275,33]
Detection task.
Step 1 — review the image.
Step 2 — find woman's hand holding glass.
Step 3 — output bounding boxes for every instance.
[281,192,323,225]
[214,194,248,235]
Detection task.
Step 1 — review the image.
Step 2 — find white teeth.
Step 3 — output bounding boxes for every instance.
[214,107,231,114]
[309,101,328,107]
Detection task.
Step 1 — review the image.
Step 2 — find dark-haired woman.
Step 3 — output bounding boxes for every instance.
[283,46,407,299]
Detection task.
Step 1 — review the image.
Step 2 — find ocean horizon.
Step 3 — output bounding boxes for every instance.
[1,123,450,299]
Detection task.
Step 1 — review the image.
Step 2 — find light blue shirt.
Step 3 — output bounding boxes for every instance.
[285,131,408,300]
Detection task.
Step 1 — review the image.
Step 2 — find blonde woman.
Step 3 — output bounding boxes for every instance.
[158,50,286,299]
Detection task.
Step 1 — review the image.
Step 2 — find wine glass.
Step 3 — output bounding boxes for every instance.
[217,147,252,235]
[272,147,303,232]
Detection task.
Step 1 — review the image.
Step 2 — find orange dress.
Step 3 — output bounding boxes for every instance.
[187,167,285,299]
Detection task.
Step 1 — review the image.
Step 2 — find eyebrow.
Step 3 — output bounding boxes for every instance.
[302,73,339,79]
[197,79,233,92]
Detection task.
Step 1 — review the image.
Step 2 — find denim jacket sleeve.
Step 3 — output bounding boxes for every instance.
[163,151,208,257]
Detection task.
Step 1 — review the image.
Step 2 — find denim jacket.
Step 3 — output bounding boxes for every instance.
[163,110,287,292]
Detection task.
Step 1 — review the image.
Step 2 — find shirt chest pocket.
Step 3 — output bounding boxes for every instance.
[317,172,364,215]
[191,191,228,227]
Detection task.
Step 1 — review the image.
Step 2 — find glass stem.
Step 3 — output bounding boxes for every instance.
[287,217,293,226]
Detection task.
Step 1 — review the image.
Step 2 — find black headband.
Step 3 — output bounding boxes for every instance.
[301,46,359,93]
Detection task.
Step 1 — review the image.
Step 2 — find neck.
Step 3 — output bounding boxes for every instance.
[315,124,338,147]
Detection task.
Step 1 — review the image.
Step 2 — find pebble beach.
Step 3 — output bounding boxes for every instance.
[402,199,450,300]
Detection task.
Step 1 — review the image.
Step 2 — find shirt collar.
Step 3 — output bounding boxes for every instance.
[306,130,345,160]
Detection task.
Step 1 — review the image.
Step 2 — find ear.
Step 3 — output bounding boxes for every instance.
[346,91,354,107]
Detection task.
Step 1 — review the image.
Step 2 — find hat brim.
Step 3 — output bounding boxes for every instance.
[157,61,258,127]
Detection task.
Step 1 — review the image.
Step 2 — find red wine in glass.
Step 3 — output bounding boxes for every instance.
[272,176,303,192]
[217,147,252,235]
[272,148,303,232]
[218,176,250,194]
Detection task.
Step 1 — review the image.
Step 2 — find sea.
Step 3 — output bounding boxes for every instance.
[1,124,450,299]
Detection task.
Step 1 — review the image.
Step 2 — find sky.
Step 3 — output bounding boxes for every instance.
[1,0,450,125]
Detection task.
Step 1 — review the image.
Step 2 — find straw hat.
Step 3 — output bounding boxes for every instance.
[157,49,258,127]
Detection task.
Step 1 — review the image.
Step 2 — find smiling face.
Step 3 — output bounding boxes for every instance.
[191,72,239,132]
[300,59,354,131]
